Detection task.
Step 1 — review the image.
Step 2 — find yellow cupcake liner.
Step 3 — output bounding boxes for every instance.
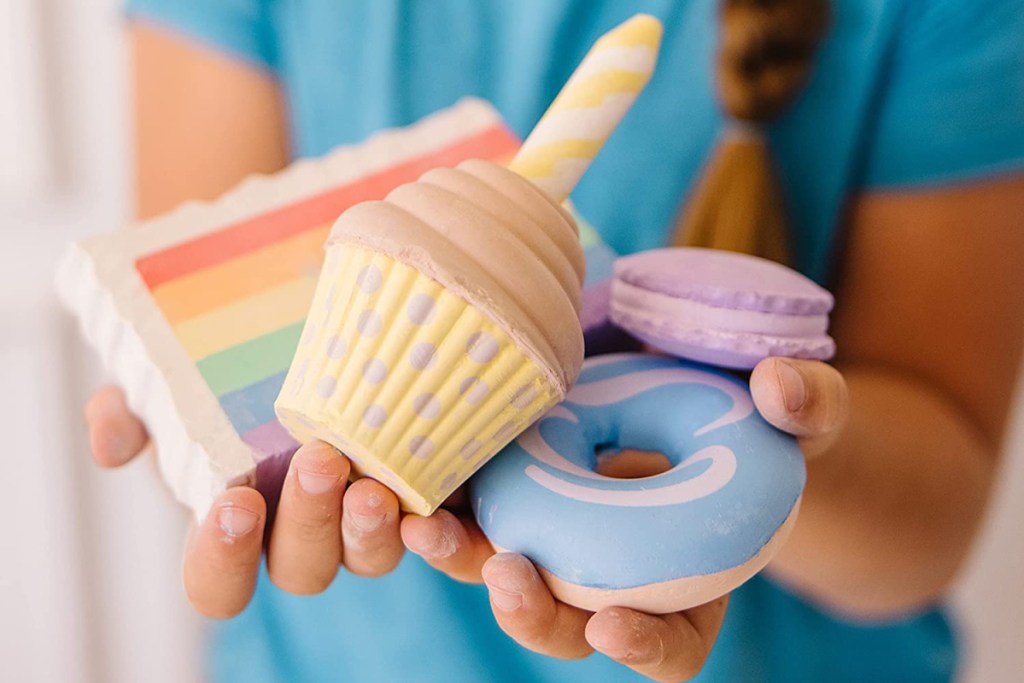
[275,244,559,515]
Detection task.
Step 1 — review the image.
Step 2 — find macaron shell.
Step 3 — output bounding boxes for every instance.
[614,247,834,315]
[613,306,836,370]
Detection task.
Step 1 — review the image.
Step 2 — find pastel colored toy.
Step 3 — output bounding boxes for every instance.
[471,353,805,614]
[53,101,499,517]
[611,247,836,369]
[55,97,620,520]
[276,15,664,515]
[275,160,586,515]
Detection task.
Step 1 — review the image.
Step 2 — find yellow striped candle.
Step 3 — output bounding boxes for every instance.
[508,14,663,202]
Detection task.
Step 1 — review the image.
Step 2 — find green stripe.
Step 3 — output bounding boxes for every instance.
[197,323,303,397]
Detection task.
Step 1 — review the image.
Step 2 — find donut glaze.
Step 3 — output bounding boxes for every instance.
[471,353,805,614]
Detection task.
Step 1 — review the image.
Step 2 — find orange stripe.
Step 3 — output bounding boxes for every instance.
[151,226,329,325]
[136,124,520,289]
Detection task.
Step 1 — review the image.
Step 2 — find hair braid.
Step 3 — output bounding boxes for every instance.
[673,0,830,265]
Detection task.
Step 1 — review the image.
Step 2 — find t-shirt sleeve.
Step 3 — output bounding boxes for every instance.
[124,0,278,71]
[859,0,1024,188]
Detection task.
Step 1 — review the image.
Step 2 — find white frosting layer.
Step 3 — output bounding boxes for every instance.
[613,280,830,336]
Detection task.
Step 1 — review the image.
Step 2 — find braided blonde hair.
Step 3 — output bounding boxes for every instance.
[673,0,830,264]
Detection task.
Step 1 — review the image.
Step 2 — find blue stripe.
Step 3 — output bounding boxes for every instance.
[219,371,287,434]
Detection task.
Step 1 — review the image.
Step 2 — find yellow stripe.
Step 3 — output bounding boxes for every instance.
[152,225,330,324]
[547,70,649,111]
[592,14,663,51]
[508,139,604,178]
[174,276,318,359]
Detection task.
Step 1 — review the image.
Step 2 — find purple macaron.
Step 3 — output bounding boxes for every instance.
[610,248,836,369]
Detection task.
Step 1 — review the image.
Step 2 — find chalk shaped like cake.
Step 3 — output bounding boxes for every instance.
[55,99,618,519]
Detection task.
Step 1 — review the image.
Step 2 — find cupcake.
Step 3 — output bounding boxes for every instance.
[275,159,585,514]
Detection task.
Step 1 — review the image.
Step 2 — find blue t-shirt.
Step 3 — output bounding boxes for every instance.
[125,1,1024,681]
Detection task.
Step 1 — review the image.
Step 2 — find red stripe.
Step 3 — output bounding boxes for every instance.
[136,124,520,289]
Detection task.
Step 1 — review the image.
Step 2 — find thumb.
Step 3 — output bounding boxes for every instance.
[750,357,848,458]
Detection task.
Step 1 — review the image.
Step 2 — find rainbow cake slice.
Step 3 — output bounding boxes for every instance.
[56,99,617,518]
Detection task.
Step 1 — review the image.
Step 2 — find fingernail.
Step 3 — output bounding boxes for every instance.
[348,510,387,533]
[483,557,527,612]
[488,584,523,612]
[218,505,259,538]
[297,469,341,495]
[776,361,807,413]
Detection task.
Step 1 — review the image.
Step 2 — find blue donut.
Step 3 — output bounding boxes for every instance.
[470,353,805,614]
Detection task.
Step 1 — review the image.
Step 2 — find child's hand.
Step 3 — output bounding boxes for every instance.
[403,356,848,681]
[84,386,407,618]
[402,505,727,682]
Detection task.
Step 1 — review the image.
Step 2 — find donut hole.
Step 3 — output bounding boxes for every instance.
[594,445,673,479]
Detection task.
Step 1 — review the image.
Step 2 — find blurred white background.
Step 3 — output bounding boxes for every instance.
[0,1,1021,681]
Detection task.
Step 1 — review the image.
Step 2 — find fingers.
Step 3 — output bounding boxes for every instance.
[401,508,495,583]
[750,357,849,457]
[480,554,593,659]
[586,597,729,683]
[267,441,349,594]
[83,385,149,468]
[183,487,266,619]
[341,477,404,577]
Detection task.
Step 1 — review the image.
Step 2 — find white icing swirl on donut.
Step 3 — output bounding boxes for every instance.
[521,366,754,505]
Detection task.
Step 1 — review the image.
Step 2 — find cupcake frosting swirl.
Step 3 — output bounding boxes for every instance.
[328,159,585,393]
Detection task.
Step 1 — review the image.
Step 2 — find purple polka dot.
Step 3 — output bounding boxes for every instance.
[439,472,459,493]
[459,440,481,461]
[493,421,517,442]
[510,384,539,409]
[357,309,382,337]
[326,336,347,359]
[409,342,438,370]
[362,358,388,384]
[413,393,441,419]
[356,264,383,294]
[466,331,499,363]
[302,322,319,345]
[291,359,310,394]
[459,377,488,405]
[409,435,435,459]
[406,293,437,325]
[317,376,337,398]
[363,404,387,428]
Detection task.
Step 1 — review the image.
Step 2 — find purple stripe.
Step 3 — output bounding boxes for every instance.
[243,419,300,460]
[243,420,301,523]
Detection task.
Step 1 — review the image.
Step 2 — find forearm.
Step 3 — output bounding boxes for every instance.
[132,23,289,219]
[766,363,998,619]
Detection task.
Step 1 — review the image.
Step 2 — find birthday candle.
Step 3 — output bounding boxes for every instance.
[508,14,663,202]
